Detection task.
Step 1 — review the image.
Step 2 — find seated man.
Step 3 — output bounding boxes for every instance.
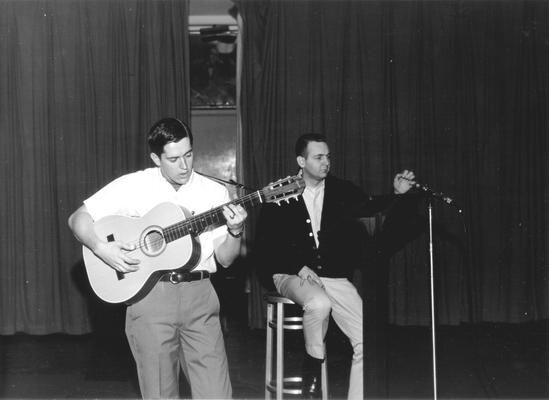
[254,133,415,400]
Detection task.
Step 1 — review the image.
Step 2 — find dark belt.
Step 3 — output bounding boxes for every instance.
[160,270,210,284]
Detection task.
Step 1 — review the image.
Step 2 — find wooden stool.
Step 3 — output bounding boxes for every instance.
[264,292,328,399]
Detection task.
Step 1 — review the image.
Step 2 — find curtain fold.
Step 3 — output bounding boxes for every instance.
[237,0,548,326]
[0,0,189,334]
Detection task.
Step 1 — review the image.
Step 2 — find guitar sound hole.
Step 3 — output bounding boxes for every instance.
[142,229,165,255]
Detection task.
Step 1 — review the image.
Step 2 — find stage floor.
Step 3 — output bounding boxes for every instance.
[0,319,547,399]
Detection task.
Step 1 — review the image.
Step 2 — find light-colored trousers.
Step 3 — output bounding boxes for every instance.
[125,278,232,399]
[273,274,363,400]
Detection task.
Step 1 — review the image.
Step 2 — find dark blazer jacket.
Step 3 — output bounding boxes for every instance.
[254,175,407,290]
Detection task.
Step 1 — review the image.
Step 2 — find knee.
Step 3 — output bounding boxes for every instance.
[303,295,331,318]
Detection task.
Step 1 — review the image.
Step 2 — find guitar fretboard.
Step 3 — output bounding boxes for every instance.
[163,190,263,242]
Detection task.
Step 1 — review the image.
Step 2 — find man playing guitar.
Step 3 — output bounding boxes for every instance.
[68,117,246,399]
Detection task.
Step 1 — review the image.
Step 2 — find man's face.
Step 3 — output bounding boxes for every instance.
[297,141,331,182]
[150,137,194,189]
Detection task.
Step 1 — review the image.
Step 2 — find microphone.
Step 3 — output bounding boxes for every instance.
[400,177,462,213]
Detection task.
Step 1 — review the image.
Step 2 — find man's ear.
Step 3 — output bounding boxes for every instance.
[297,155,305,168]
[150,152,161,167]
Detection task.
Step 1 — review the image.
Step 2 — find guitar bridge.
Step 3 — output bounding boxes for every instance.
[107,234,125,281]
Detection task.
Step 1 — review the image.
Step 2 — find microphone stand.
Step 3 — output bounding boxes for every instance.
[195,170,252,191]
[407,180,462,400]
[427,198,437,400]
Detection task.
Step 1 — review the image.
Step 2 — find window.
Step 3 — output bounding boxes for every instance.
[190,25,237,109]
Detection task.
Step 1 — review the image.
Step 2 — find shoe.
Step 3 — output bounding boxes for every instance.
[301,375,321,399]
[301,353,323,399]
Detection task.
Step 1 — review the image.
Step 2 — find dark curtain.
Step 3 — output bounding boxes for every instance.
[237,0,548,327]
[0,0,189,334]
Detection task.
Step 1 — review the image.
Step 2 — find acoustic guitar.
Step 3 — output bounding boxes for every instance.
[83,175,304,304]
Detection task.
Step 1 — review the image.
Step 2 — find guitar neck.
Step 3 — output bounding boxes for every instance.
[163,190,263,242]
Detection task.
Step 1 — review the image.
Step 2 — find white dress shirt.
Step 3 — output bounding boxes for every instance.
[302,180,325,247]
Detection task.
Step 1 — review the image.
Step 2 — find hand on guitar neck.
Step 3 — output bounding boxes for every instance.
[221,203,247,236]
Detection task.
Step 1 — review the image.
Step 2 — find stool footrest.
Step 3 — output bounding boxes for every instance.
[268,321,303,330]
[266,377,303,395]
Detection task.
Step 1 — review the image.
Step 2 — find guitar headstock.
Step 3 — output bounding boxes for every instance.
[261,175,305,205]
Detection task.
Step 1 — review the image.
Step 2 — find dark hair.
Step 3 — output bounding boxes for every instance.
[147,117,193,156]
[294,133,328,157]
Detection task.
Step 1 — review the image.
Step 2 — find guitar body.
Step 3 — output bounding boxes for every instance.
[83,202,201,304]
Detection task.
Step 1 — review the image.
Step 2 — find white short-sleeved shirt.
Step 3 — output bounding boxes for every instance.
[84,168,230,272]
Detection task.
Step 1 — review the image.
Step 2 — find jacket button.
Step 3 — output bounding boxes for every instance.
[317,265,322,270]
[308,232,313,237]
[306,219,311,223]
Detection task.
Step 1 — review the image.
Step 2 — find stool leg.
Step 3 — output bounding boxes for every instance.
[276,302,284,400]
[265,303,273,400]
[321,355,328,400]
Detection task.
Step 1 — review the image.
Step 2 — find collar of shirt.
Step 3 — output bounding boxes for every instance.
[172,169,196,192]
[156,168,197,192]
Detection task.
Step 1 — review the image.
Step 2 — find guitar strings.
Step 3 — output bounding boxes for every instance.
[120,190,263,254]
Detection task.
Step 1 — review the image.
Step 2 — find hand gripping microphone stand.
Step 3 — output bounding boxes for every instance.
[403,178,463,400]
